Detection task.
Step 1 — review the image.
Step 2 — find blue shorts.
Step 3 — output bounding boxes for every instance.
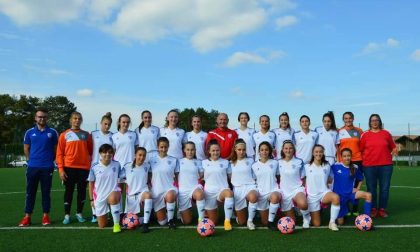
[338,193,357,218]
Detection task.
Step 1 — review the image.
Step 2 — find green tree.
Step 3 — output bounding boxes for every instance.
[178,107,219,132]
[41,96,77,133]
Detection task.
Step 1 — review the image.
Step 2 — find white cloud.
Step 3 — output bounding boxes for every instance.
[290,90,304,98]
[223,50,285,67]
[76,89,93,97]
[275,15,298,30]
[360,38,400,55]
[387,38,399,47]
[410,49,420,61]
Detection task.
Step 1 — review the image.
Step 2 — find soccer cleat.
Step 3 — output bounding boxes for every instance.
[351,211,360,217]
[140,223,150,233]
[42,215,51,226]
[267,221,277,231]
[75,213,86,223]
[371,208,378,218]
[62,215,71,225]
[91,216,97,223]
[328,222,339,231]
[224,220,232,231]
[113,224,121,233]
[168,219,176,229]
[378,208,388,218]
[302,218,310,229]
[247,220,256,230]
[19,216,31,227]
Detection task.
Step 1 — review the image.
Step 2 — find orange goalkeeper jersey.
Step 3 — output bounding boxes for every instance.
[56,129,93,171]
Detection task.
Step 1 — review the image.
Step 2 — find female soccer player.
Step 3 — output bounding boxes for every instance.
[135,110,160,153]
[235,112,256,159]
[149,137,179,229]
[229,139,258,230]
[253,115,276,160]
[315,111,338,166]
[332,148,372,225]
[251,141,281,231]
[293,115,318,164]
[184,115,208,160]
[121,147,153,233]
[202,139,234,231]
[57,111,93,224]
[273,112,294,159]
[160,109,185,159]
[304,144,340,231]
[178,142,205,224]
[112,114,138,167]
[88,144,122,233]
[278,140,310,227]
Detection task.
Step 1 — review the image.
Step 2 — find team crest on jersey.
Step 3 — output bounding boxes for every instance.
[246,161,249,166]
[323,169,327,174]
[201,137,204,141]
[176,132,180,137]
[220,164,223,168]
[248,132,251,136]
[194,161,198,166]
[81,134,85,139]
[270,164,274,169]
[47,133,52,138]
[129,136,132,139]
[228,134,232,138]
[269,135,273,139]
[292,164,296,169]
[353,132,358,136]
[168,160,172,165]
[112,167,116,173]
[151,130,155,134]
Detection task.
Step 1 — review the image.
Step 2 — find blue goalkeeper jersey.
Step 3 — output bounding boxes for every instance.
[331,163,364,196]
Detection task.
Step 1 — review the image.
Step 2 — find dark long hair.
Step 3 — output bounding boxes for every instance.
[309,144,328,165]
[279,112,291,129]
[132,147,147,168]
[341,148,356,176]
[368,114,383,130]
[206,139,220,159]
[258,141,273,160]
[117,114,130,131]
[323,111,337,131]
[280,140,295,159]
[138,110,151,134]
[229,138,247,164]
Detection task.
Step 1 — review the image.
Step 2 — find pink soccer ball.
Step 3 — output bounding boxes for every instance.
[122,213,139,229]
[355,214,373,231]
[197,218,215,237]
[277,217,295,234]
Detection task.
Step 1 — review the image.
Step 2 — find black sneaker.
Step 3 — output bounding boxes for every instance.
[267,221,277,231]
[140,223,150,233]
[168,219,176,229]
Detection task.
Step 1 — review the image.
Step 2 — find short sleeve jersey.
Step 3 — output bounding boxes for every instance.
[202,158,231,193]
[112,130,138,167]
[91,130,113,164]
[331,163,364,196]
[160,127,185,159]
[251,159,279,194]
[135,125,160,152]
[149,155,179,195]
[315,126,338,159]
[87,160,122,202]
[184,131,208,160]
[293,130,319,163]
[304,163,332,197]
[178,158,203,192]
[278,157,305,194]
[230,158,255,187]
[121,162,150,196]
[24,125,58,168]
[273,127,294,159]
[235,128,256,158]
[253,130,276,160]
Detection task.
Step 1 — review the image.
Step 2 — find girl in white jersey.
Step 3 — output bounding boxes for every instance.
[273,112,294,159]
[253,115,276,160]
[160,109,185,159]
[234,112,256,159]
[315,111,338,166]
[202,139,234,231]
[90,112,113,223]
[121,147,153,233]
[184,115,208,160]
[229,139,258,230]
[278,140,310,227]
[303,144,340,231]
[149,137,179,229]
[112,114,138,167]
[88,144,122,233]
[251,141,281,231]
[178,142,205,224]
[293,115,318,164]
[136,110,160,153]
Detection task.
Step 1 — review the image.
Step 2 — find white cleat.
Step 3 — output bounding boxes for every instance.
[247,220,256,230]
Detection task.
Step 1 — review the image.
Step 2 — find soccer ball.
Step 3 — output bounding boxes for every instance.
[122,213,139,229]
[277,217,295,234]
[355,214,373,231]
[197,218,215,237]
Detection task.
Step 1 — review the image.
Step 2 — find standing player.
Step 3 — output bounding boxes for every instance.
[88,144,122,233]
[252,141,281,231]
[206,113,238,159]
[19,108,58,227]
[121,147,153,233]
[184,115,208,160]
[160,109,185,159]
[253,115,276,160]
[234,112,256,159]
[112,114,138,167]
[202,139,234,230]
[315,111,338,166]
[303,144,340,231]
[273,112,294,159]
[135,110,160,153]
[178,142,206,224]
[149,137,179,229]
[229,139,258,230]
[293,115,318,164]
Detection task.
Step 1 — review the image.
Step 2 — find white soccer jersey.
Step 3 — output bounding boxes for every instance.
[293,130,319,163]
[235,128,256,158]
[121,162,149,196]
[160,127,185,159]
[184,131,208,160]
[304,163,332,198]
[178,158,203,192]
[253,130,276,161]
[202,158,231,193]
[112,130,138,167]
[273,127,294,158]
[88,160,122,202]
[278,157,305,195]
[149,155,179,195]
[315,126,338,159]
[251,159,279,195]
[135,125,160,152]
[91,130,113,163]
[230,158,255,187]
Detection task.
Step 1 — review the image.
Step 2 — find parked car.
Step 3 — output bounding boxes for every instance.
[8,160,28,168]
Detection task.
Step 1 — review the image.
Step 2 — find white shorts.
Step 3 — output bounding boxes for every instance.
[308,190,331,212]
[257,189,281,211]
[125,190,149,214]
[281,187,305,212]
[204,188,229,210]
[152,187,178,212]
[233,184,258,210]
[178,185,204,212]
[94,191,121,216]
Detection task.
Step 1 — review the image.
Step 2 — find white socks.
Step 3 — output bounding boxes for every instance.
[166,202,176,220]
[196,200,205,220]
[248,202,257,221]
[110,204,121,225]
[143,199,152,224]
[268,203,279,222]
[330,204,340,223]
[224,197,234,220]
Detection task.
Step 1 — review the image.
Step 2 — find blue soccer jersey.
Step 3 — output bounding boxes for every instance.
[331,163,364,196]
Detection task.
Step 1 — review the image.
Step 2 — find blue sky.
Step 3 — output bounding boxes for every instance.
[1,0,419,135]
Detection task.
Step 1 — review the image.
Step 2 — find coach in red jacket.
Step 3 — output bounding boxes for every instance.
[205,113,238,159]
